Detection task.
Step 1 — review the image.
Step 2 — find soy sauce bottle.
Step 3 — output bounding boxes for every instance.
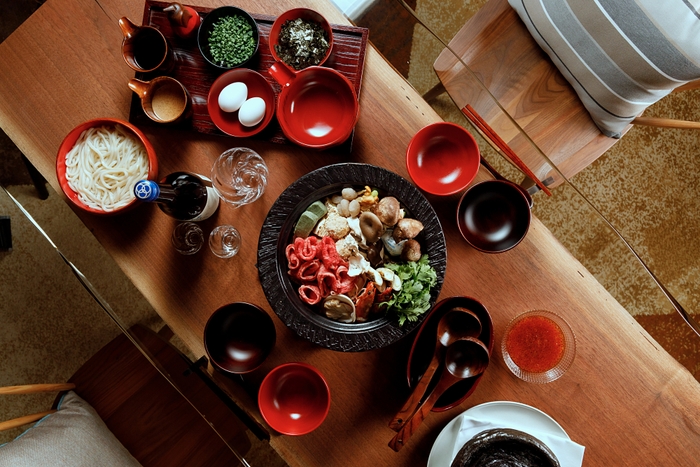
[163,3,201,40]
[134,172,219,221]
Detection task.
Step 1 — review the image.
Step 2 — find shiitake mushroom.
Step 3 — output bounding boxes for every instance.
[359,211,385,243]
[372,196,401,226]
[401,239,422,262]
[393,218,424,241]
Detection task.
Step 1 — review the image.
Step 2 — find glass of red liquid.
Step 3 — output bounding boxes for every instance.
[502,310,576,383]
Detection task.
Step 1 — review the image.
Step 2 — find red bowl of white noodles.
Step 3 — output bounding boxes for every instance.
[56,118,158,215]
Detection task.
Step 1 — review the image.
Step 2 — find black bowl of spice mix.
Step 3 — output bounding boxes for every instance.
[269,8,333,71]
[197,6,259,70]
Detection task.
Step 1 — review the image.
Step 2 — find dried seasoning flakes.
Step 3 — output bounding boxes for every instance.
[275,18,330,70]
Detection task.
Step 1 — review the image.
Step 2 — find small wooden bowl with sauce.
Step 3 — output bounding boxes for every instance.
[501,310,576,384]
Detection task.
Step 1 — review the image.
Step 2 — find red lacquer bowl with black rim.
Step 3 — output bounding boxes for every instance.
[56,118,158,215]
[406,296,494,411]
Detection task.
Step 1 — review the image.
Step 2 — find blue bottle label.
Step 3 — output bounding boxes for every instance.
[134,180,160,202]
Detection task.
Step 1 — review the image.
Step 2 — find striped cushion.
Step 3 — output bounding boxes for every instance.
[508,0,700,137]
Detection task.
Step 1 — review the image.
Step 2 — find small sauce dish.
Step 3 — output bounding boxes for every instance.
[207,69,276,137]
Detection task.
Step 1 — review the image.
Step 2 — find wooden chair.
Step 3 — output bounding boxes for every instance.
[0,324,252,466]
[426,0,700,189]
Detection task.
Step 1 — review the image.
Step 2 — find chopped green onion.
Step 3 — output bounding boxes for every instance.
[208,15,255,67]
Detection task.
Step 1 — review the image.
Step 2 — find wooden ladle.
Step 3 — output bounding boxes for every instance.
[388,308,482,431]
[389,338,490,452]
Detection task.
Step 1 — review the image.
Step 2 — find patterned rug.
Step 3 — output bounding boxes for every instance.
[407,0,700,379]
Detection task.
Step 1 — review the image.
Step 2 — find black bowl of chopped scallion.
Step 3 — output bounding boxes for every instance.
[197,6,260,70]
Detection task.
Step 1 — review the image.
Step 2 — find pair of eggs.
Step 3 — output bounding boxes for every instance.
[218,82,266,127]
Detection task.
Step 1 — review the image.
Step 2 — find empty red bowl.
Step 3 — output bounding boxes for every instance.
[406,122,481,196]
[56,118,158,215]
[268,63,359,149]
[207,68,276,137]
[269,8,333,70]
[204,302,276,374]
[258,362,330,435]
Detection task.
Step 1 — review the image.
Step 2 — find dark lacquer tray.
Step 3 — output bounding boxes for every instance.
[406,296,494,411]
[129,1,369,151]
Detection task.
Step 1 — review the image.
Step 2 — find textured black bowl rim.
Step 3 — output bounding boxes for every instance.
[257,163,447,352]
[197,6,261,70]
[450,428,560,467]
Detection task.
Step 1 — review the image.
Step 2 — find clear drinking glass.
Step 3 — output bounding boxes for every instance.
[211,147,268,207]
[209,225,241,258]
[171,222,204,255]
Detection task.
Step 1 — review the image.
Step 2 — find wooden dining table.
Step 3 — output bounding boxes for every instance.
[1,0,700,465]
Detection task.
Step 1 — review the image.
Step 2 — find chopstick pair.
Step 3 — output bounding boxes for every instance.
[387,367,444,452]
[387,356,444,432]
[461,104,552,196]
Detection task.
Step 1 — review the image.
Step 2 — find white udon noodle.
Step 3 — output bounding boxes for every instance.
[64,125,149,211]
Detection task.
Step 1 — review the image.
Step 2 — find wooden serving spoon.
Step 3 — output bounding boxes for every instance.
[388,308,482,431]
[389,338,490,452]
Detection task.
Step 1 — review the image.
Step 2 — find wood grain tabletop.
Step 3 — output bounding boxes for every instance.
[1,0,699,465]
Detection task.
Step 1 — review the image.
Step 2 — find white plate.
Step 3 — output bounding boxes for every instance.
[427,401,569,467]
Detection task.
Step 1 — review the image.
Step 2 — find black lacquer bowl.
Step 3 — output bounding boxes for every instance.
[257,163,447,352]
[451,428,560,467]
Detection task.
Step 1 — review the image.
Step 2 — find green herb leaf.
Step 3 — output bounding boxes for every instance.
[208,15,256,67]
[274,18,330,70]
[382,254,438,326]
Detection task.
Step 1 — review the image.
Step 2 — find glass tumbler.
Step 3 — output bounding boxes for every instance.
[172,222,204,255]
[209,225,241,258]
[211,147,268,207]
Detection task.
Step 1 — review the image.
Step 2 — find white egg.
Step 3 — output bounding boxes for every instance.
[238,97,266,127]
[218,82,247,113]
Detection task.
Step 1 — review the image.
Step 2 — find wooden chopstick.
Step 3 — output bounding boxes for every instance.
[462,104,552,196]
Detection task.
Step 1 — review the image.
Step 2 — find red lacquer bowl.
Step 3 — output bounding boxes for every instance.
[207,68,276,137]
[269,8,334,70]
[56,118,158,215]
[258,362,331,435]
[406,122,481,196]
[268,63,359,149]
[406,296,494,411]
